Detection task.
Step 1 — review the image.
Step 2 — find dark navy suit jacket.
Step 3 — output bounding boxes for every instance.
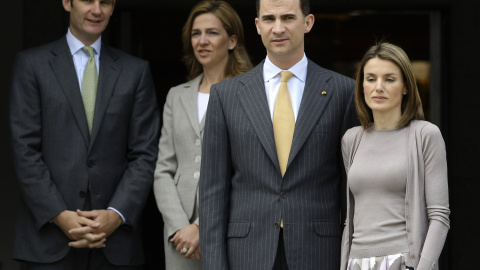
[9,36,160,265]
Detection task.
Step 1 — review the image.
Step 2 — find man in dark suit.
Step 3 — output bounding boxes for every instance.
[9,0,159,269]
[199,0,358,269]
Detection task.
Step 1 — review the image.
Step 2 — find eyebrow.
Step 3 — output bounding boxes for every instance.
[261,13,297,20]
[192,27,220,32]
[365,73,400,76]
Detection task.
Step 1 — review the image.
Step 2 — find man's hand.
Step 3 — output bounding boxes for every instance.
[52,210,103,240]
[52,210,107,248]
[71,209,123,236]
[171,223,200,259]
[68,209,123,248]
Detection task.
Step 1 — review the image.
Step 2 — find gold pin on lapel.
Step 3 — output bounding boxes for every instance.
[322,91,327,95]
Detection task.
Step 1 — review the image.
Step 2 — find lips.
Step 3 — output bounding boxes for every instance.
[197,50,211,57]
[372,96,387,101]
[272,38,288,43]
[86,19,101,23]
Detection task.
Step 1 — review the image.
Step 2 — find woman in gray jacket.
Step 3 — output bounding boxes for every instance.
[153,1,252,269]
[341,43,450,270]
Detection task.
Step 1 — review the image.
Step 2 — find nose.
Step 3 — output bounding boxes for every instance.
[374,80,384,92]
[199,34,209,45]
[272,19,285,35]
[90,1,101,15]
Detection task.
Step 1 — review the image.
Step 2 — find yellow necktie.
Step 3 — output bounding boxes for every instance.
[81,46,98,134]
[273,71,295,177]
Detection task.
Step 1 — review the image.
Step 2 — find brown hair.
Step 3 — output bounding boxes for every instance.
[182,0,252,80]
[355,42,424,129]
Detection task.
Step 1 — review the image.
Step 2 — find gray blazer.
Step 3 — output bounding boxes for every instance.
[9,36,160,265]
[199,60,358,270]
[154,75,204,238]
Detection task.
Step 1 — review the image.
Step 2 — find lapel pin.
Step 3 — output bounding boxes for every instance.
[322,91,327,95]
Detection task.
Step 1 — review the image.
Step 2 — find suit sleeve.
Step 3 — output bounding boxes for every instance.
[199,85,232,270]
[153,88,191,239]
[339,79,358,229]
[107,61,160,227]
[9,52,68,229]
[417,124,450,270]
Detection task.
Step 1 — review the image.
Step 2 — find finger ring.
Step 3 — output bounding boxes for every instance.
[181,247,188,254]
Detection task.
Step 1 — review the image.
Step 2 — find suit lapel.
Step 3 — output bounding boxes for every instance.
[289,60,333,165]
[89,44,121,148]
[49,37,90,147]
[236,63,280,169]
[180,75,203,138]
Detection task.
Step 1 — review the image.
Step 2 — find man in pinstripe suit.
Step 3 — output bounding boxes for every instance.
[199,0,358,269]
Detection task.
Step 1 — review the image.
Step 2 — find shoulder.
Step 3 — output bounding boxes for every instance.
[103,45,149,68]
[307,59,355,85]
[342,126,364,144]
[167,75,202,97]
[214,62,263,91]
[409,120,442,137]
[16,38,66,61]
[409,120,445,148]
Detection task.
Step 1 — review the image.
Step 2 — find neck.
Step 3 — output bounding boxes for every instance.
[267,49,304,70]
[372,110,401,130]
[199,66,225,94]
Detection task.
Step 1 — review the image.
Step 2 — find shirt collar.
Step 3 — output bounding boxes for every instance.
[263,54,308,82]
[66,28,102,57]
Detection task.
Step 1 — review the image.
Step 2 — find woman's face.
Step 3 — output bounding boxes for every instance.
[363,57,407,118]
[191,13,237,69]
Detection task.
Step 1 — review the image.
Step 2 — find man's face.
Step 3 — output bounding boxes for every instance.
[255,0,314,68]
[63,0,115,45]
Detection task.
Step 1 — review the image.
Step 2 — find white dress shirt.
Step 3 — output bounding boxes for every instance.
[263,54,308,121]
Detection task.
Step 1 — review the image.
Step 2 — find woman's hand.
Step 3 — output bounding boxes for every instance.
[171,223,201,259]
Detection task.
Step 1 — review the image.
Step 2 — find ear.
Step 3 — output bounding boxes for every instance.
[255,18,261,35]
[304,14,315,33]
[229,35,238,50]
[63,0,71,12]
[111,0,116,15]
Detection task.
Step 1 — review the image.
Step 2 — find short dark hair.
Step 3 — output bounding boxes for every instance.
[355,42,424,129]
[256,0,310,17]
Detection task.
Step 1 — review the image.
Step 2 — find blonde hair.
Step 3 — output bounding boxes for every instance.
[182,0,252,80]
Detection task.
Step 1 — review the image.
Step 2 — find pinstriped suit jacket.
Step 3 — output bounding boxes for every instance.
[199,60,358,270]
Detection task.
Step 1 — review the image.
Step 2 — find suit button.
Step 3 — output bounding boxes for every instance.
[274,222,280,229]
[193,172,200,179]
[195,155,201,163]
[79,191,86,198]
[87,160,95,168]
[280,191,287,198]
[195,139,201,146]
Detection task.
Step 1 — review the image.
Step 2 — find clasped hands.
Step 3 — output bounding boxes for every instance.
[52,209,123,249]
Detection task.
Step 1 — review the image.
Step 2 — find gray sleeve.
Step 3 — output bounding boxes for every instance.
[417,123,450,270]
